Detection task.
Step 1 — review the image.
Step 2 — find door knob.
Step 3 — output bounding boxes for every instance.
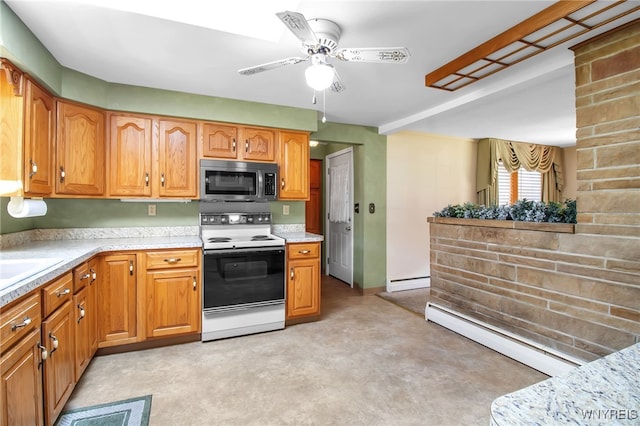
[345,225,351,231]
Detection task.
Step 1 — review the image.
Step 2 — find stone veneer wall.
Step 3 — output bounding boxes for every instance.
[429,22,640,362]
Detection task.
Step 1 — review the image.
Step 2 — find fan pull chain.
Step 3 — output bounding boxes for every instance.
[322,89,327,123]
[312,90,317,105]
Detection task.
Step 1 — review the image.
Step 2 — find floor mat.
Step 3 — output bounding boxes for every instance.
[55,395,152,426]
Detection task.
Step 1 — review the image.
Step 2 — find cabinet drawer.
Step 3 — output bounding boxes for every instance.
[145,249,200,270]
[0,293,41,355]
[42,272,73,318]
[288,243,320,260]
[73,261,92,293]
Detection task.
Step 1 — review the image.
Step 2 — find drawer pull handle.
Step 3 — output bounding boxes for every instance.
[129,260,134,276]
[77,305,85,323]
[80,273,91,280]
[59,166,65,183]
[161,172,165,187]
[193,277,197,290]
[232,139,236,152]
[49,333,58,353]
[145,172,149,186]
[290,268,294,280]
[281,179,285,189]
[11,316,32,331]
[90,268,97,282]
[298,250,311,254]
[39,344,48,362]
[56,288,71,297]
[30,159,38,177]
[164,258,182,264]
[245,140,249,152]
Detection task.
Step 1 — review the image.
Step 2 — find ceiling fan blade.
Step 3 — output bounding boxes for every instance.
[238,57,308,75]
[276,11,318,46]
[335,47,410,64]
[330,69,346,93]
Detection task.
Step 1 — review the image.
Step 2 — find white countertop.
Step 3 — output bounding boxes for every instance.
[490,342,639,425]
[0,235,202,307]
[274,231,324,243]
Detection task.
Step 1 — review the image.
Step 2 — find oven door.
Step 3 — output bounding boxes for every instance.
[203,247,285,312]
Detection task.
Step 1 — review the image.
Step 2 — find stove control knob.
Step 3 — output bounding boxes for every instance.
[202,216,208,224]
[221,216,228,224]
[247,216,254,223]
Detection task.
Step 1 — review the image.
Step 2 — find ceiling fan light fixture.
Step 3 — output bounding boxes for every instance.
[305,55,334,91]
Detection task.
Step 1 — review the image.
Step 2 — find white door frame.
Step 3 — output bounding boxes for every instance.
[325,147,354,287]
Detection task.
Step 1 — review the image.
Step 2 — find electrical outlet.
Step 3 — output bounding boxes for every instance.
[148,204,156,216]
[283,205,290,215]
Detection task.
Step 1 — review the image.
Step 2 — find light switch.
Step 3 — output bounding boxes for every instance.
[368,203,375,214]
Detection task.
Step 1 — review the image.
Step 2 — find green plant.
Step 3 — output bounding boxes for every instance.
[433,199,577,223]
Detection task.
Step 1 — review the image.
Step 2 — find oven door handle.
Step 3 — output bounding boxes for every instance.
[204,246,284,255]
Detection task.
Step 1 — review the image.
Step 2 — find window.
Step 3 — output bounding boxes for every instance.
[497,161,542,205]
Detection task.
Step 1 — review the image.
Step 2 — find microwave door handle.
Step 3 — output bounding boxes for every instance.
[258,171,264,198]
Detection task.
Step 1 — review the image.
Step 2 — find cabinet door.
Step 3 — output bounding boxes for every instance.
[98,254,137,347]
[286,258,320,319]
[240,127,275,162]
[201,122,238,159]
[87,258,99,357]
[157,119,197,198]
[145,269,200,338]
[279,130,309,200]
[42,301,75,426]
[108,115,152,196]
[73,287,90,382]
[23,78,54,195]
[0,59,24,196]
[0,328,44,426]
[56,101,105,195]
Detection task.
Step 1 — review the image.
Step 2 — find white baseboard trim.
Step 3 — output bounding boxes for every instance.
[386,276,430,292]
[425,302,584,376]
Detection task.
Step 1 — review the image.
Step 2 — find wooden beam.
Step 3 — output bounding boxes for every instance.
[425,1,596,86]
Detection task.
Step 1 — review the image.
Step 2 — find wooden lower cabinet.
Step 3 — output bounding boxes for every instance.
[98,253,137,347]
[143,249,201,338]
[0,328,44,426]
[286,242,321,320]
[42,301,75,426]
[72,259,99,380]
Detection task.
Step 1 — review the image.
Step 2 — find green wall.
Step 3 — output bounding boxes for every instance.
[0,1,387,290]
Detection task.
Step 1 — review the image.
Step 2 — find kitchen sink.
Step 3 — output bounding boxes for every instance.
[0,258,64,290]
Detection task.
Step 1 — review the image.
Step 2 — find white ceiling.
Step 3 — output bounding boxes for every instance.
[5,1,639,147]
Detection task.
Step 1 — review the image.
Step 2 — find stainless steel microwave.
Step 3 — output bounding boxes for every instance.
[200,159,278,202]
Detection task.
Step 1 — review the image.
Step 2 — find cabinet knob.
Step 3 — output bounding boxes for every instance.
[56,288,71,298]
[145,172,149,186]
[59,166,65,183]
[161,173,165,187]
[11,316,31,331]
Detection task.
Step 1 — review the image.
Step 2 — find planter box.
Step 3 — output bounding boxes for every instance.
[427,216,575,234]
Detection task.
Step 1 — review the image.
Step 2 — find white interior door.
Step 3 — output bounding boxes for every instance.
[326,148,353,287]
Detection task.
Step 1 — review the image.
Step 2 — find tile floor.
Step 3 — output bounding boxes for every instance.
[65,276,548,425]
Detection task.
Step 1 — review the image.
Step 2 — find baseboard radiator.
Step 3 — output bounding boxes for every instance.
[386,276,430,292]
[425,302,584,376]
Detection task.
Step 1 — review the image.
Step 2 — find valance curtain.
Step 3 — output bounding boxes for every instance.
[329,162,350,222]
[476,138,564,205]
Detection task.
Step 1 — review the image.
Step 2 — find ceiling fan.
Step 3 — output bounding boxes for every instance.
[238,11,410,93]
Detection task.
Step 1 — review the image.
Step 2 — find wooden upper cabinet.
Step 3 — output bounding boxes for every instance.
[108,114,153,197]
[201,122,275,162]
[157,119,197,198]
[278,130,310,200]
[0,59,24,197]
[56,101,105,195]
[201,122,238,159]
[23,77,54,196]
[239,127,275,162]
